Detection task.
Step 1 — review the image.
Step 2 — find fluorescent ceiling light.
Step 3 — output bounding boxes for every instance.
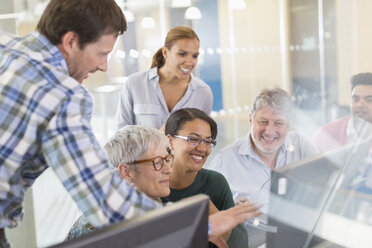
[0,13,24,20]
[184,6,202,20]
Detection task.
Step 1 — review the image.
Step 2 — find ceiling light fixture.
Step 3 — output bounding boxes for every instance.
[184,6,202,20]
[141,16,156,29]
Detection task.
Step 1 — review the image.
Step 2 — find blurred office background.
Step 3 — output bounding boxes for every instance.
[1,0,371,247]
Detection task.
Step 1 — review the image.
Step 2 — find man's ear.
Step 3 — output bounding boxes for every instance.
[118,163,134,182]
[249,113,252,126]
[59,31,80,55]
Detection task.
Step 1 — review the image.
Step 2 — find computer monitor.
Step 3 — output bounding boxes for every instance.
[267,138,372,248]
[50,194,209,248]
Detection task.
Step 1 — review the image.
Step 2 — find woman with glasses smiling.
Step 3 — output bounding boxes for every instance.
[162,108,248,248]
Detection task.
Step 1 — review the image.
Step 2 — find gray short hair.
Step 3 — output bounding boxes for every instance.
[104,125,168,167]
[251,88,292,121]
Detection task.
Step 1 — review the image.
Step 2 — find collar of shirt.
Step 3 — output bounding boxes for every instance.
[148,67,158,80]
[148,66,197,90]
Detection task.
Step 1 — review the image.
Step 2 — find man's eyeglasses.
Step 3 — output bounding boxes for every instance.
[174,135,217,148]
[131,154,174,171]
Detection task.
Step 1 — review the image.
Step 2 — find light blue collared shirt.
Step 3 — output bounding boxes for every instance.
[115,67,213,129]
[209,131,319,213]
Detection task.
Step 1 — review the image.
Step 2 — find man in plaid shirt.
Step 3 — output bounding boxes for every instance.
[0,0,161,244]
[0,0,260,247]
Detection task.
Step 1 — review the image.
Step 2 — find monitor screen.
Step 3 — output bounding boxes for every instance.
[50,194,209,248]
[267,137,372,248]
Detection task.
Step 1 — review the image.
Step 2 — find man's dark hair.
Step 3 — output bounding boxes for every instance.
[36,0,127,49]
[351,72,372,90]
[165,108,218,140]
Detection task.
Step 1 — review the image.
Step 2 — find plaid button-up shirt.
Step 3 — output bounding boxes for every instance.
[0,31,161,228]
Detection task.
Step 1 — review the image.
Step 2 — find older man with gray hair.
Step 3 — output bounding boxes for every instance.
[209,88,318,247]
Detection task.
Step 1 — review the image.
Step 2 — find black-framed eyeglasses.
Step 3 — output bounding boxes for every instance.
[174,135,217,148]
[131,154,174,171]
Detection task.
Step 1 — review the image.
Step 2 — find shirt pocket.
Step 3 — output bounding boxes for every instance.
[133,104,161,128]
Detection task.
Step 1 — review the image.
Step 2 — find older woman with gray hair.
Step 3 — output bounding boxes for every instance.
[209,87,318,247]
[66,125,173,240]
[104,125,173,199]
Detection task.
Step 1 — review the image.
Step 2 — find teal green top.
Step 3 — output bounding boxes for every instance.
[162,168,248,248]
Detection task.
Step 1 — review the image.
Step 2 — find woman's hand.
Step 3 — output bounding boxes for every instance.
[208,202,262,248]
